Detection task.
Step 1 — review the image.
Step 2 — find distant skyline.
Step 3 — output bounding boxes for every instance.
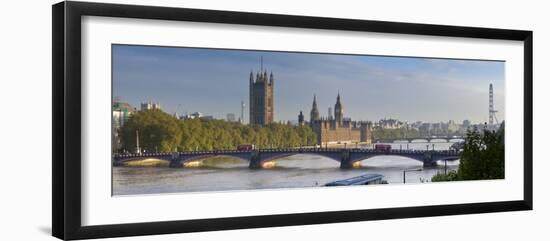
[113,44,505,124]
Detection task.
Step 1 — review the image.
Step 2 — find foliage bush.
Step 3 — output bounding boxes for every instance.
[431,170,459,182]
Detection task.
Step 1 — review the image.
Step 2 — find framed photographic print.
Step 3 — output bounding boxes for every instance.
[52,1,533,240]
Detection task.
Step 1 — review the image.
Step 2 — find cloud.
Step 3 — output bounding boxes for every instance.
[113,45,505,123]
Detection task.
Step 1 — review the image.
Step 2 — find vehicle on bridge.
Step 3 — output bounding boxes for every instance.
[237,144,256,151]
[325,174,387,186]
[374,144,392,152]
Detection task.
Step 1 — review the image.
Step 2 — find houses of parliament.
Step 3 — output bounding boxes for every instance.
[249,66,372,146]
[299,94,372,145]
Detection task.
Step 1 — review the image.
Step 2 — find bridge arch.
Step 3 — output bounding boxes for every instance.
[172,153,250,167]
[254,151,443,168]
[113,154,173,166]
[349,153,426,164]
[184,154,249,161]
[256,151,342,163]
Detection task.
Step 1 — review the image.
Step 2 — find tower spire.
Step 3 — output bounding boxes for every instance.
[334,92,344,125]
[313,94,317,107]
[260,56,263,72]
[310,94,320,123]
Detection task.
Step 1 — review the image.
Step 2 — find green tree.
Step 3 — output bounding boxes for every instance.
[458,123,505,180]
[432,123,505,182]
[119,109,182,153]
[200,121,317,150]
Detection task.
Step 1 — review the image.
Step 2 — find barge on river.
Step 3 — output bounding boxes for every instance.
[325,174,387,186]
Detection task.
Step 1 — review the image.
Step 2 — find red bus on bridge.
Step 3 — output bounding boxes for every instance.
[237,144,256,151]
[374,144,392,152]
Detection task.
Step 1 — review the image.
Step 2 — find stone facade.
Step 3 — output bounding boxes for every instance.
[249,70,274,126]
[311,119,372,145]
[307,95,372,145]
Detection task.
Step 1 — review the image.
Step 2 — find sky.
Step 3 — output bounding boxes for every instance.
[112,44,505,124]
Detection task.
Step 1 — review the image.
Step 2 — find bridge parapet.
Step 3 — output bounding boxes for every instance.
[374,136,465,143]
[114,149,460,158]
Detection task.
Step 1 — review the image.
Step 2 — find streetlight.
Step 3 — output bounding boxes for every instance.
[403,168,423,184]
[135,129,141,154]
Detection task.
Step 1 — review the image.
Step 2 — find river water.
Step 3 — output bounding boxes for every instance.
[113,142,459,195]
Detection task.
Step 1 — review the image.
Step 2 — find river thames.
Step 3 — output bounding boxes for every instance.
[113,142,460,196]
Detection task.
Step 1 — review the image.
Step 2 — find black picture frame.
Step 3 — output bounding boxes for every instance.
[52,1,533,240]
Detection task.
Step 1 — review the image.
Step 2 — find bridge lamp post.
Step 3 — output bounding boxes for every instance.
[403,168,423,184]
